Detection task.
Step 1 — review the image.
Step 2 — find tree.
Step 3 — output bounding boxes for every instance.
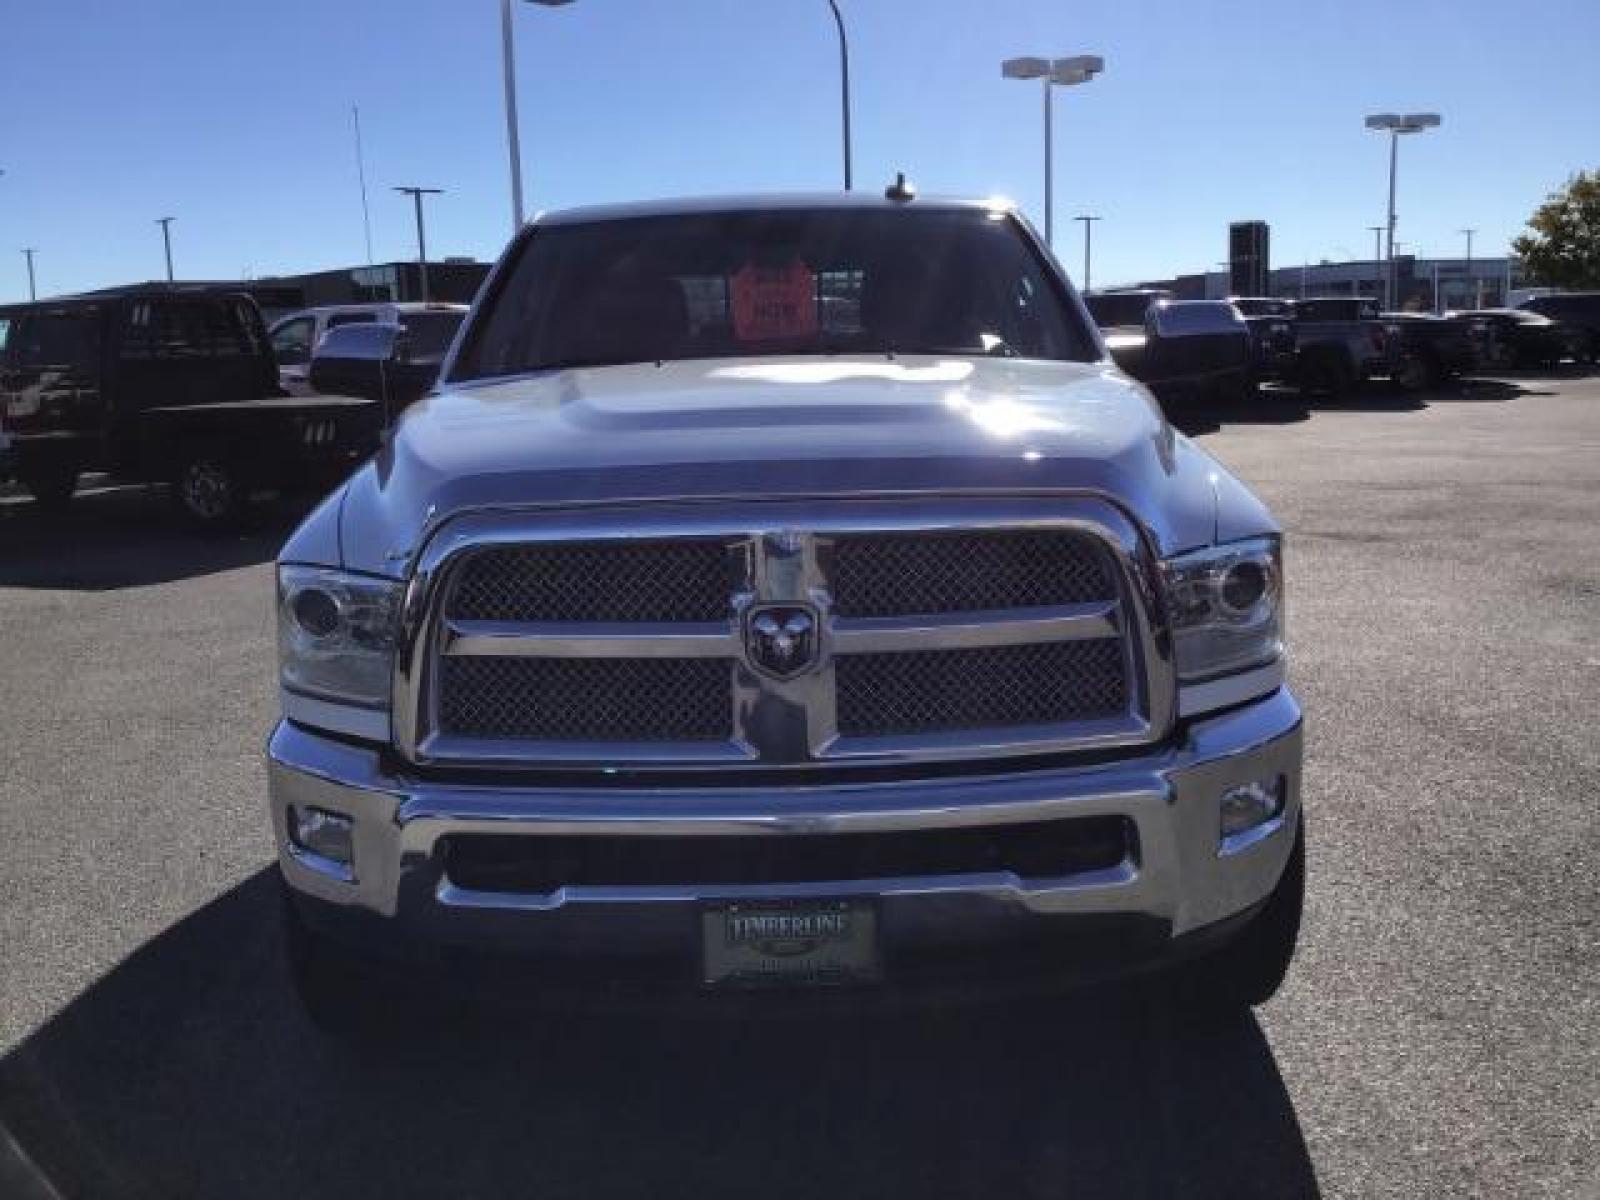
[1513,170,1600,289]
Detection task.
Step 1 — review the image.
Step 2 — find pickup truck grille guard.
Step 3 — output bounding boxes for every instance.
[391,497,1175,773]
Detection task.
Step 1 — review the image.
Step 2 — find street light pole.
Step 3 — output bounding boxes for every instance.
[394,186,443,302]
[826,0,852,190]
[1073,215,1100,291]
[1365,112,1441,311]
[156,217,176,281]
[1368,225,1384,299]
[22,247,36,301]
[1459,227,1477,308]
[501,0,575,235]
[1002,55,1104,248]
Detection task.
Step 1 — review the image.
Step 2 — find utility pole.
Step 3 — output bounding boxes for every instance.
[156,217,176,281]
[1073,215,1100,291]
[393,186,442,301]
[1459,227,1477,309]
[22,248,36,301]
[826,0,853,190]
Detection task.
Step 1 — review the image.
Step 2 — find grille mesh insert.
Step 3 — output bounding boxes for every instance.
[830,530,1115,617]
[448,540,735,624]
[835,639,1129,737]
[439,656,732,742]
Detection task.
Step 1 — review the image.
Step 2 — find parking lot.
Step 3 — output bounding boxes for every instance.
[0,370,1596,1199]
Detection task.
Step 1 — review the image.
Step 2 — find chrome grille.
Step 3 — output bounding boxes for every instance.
[835,640,1128,737]
[830,530,1115,617]
[408,504,1163,770]
[438,656,732,742]
[448,539,735,623]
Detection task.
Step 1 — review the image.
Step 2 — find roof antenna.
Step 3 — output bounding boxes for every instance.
[884,172,916,202]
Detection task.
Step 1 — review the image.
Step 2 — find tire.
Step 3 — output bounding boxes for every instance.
[1394,352,1437,392]
[281,882,381,1037]
[174,455,247,529]
[1188,821,1305,1010]
[1296,352,1352,400]
[20,463,78,508]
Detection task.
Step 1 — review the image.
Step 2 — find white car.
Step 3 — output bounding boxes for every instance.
[267,303,467,395]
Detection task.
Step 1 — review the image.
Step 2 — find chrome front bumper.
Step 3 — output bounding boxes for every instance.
[268,689,1302,981]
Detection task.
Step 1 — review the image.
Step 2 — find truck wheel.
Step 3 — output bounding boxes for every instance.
[175,456,246,529]
[1188,821,1305,1010]
[1296,353,1352,401]
[281,883,380,1037]
[1394,352,1436,392]
[20,464,78,508]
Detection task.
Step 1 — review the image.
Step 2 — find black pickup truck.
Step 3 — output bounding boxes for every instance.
[0,286,382,526]
[1226,297,1299,385]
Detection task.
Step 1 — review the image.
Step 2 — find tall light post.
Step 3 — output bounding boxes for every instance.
[501,0,575,234]
[1368,224,1384,300]
[1364,112,1441,311]
[825,0,853,190]
[22,247,37,301]
[1002,54,1104,247]
[394,186,443,301]
[1459,227,1477,308]
[156,216,176,281]
[1073,214,1100,291]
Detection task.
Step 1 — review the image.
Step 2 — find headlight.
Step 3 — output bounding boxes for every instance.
[277,565,403,721]
[1162,536,1284,686]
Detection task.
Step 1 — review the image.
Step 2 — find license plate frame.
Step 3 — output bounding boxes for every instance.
[701,899,881,988]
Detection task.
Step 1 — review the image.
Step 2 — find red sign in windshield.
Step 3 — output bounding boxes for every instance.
[730,260,818,343]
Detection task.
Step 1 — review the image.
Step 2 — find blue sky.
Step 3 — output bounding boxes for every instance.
[2,0,1596,301]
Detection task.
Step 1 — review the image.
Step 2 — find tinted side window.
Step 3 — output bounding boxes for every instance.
[10,310,101,369]
[271,317,316,365]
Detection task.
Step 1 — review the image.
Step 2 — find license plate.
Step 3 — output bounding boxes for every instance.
[702,900,880,988]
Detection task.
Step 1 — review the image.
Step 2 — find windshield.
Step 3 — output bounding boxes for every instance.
[399,310,465,359]
[1082,292,1164,327]
[455,208,1095,378]
[1231,298,1293,318]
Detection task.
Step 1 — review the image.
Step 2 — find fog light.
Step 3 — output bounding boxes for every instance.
[290,806,354,865]
[1219,778,1285,839]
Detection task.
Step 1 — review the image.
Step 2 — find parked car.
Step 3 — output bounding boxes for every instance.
[1450,308,1574,369]
[1227,297,1299,386]
[0,285,382,525]
[307,320,454,420]
[268,302,467,395]
[1083,291,1254,402]
[1518,292,1600,363]
[1379,312,1479,390]
[1285,297,1394,397]
[268,192,1304,1031]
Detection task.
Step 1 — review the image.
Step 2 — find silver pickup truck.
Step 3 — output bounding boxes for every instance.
[267,192,1304,1030]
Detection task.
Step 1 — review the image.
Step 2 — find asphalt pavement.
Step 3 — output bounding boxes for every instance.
[0,371,1596,1199]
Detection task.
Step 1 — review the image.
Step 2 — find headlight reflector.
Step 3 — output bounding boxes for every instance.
[278,565,403,711]
[1163,536,1283,682]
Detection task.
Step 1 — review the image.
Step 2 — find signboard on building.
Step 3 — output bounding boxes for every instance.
[1228,221,1270,296]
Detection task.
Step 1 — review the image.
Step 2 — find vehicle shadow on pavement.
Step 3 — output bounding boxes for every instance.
[0,483,301,591]
[0,870,1320,1200]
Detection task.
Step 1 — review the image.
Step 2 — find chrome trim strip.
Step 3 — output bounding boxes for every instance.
[280,687,390,743]
[830,603,1117,654]
[1177,659,1285,719]
[444,619,737,659]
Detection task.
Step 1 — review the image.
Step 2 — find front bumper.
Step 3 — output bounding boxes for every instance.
[269,688,1302,993]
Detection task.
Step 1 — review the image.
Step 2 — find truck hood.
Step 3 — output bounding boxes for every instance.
[330,356,1252,575]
